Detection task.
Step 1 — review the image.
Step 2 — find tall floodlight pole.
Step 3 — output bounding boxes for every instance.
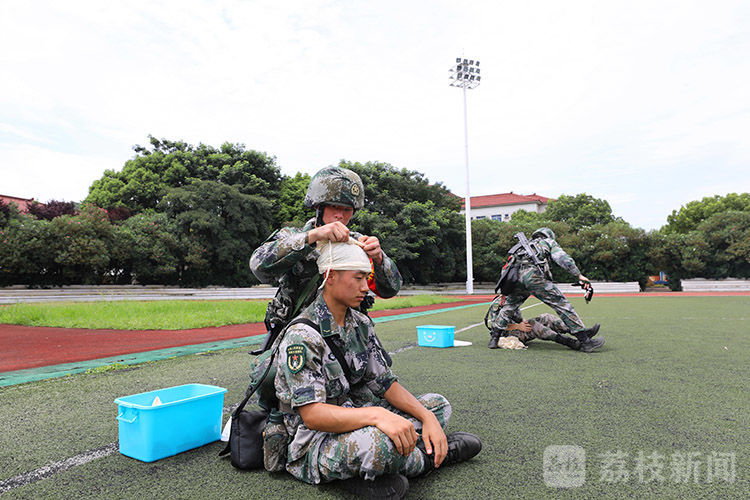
[449,57,481,294]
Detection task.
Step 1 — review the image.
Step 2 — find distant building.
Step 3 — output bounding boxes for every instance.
[0,194,36,213]
[459,192,552,221]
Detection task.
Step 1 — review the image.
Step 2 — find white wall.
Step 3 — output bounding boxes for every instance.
[460,202,547,221]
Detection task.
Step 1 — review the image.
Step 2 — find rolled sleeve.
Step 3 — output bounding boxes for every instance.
[250,221,316,284]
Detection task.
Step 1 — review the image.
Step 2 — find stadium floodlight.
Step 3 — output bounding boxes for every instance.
[448,56,482,294]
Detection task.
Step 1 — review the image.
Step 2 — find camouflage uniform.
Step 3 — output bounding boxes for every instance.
[250,220,402,333]
[486,307,574,344]
[272,294,451,484]
[487,232,586,335]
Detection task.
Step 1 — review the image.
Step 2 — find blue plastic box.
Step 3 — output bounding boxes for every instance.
[417,325,455,348]
[114,383,227,462]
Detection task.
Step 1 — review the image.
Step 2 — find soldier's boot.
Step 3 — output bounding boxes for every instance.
[577,323,600,339]
[487,332,501,349]
[417,432,482,476]
[339,473,409,500]
[574,332,605,353]
[554,334,581,351]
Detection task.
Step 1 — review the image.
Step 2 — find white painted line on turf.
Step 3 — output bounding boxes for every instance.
[456,323,483,333]
[389,343,417,355]
[521,302,544,312]
[0,443,118,494]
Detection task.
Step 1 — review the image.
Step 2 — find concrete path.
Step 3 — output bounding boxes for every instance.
[0,282,643,304]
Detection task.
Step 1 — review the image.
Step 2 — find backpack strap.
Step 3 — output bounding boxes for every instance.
[287,317,352,381]
[291,275,321,318]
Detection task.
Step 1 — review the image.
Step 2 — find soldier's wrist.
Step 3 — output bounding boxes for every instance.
[303,230,316,246]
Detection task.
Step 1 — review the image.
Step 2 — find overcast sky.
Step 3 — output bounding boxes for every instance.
[2,0,748,230]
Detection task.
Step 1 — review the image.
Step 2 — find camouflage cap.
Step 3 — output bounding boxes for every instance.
[304,167,365,210]
[532,227,555,240]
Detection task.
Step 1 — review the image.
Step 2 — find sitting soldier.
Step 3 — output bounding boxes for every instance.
[267,239,482,499]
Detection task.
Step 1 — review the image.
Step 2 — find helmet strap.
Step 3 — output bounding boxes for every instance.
[315,205,326,227]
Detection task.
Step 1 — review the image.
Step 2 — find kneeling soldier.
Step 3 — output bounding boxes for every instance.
[269,239,481,499]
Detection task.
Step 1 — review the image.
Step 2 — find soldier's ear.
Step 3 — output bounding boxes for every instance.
[326,269,338,284]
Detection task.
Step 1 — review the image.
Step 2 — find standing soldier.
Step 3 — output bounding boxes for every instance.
[486,227,604,352]
[251,166,402,353]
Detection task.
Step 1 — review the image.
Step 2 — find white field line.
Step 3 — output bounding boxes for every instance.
[0,443,118,493]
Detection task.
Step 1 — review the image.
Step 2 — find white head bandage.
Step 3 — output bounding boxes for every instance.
[317,238,372,288]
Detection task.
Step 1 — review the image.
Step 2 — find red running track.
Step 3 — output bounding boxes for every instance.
[0,298,492,372]
[2,293,747,372]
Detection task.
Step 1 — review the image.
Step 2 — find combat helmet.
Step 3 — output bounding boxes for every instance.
[532,227,555,240]
[304,167,365,210]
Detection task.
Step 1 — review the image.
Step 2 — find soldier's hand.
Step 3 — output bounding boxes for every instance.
[308,221,350,244]
[578,274,591,289]
[358,235,383,265]
[517,320,532,333]
[375,408,418,456]
[420,415,448,467]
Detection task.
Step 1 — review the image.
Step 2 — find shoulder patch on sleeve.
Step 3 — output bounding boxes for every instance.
[286,344,306,374]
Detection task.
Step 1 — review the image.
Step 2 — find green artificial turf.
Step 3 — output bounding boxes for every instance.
[1,296,747,498]
[0,295,463,330]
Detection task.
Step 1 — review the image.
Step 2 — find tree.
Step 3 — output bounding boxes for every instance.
[341,161,464,284]
[26,200,77,220]
[695,211,750,278]
[159,180,273,286]
[276,173,312,226]
[568,223,653,286]
[663,193,750,234]
[86,136,283,215]
[49,204,114,284]
[512,193,618,230]
[507,208,546,226]
[0,215,56,285]
[0,199,20,228]
[113,212,181,284]
[342,161,462,215]
[470,218,509,283]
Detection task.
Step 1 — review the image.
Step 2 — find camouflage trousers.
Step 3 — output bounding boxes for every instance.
[288,393,451,484]
[488,265,585,334]
[511,313,571,343]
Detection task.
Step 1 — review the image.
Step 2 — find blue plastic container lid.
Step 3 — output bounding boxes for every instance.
[114,383,227,411]
[417,325,455,331]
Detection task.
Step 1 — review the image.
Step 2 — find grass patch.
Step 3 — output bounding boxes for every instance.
[0,295,463,330]
[369,294,464,311]
[84,362,130,375]
[0,300,269,330]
